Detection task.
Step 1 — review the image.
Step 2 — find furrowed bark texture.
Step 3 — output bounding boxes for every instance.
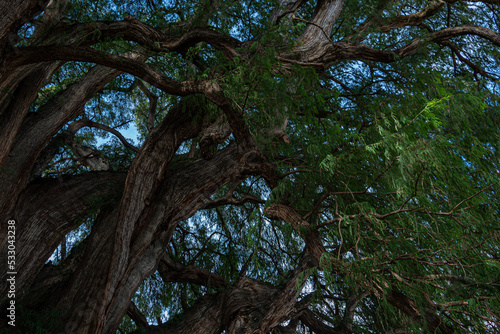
[264,203,454,334]
[0,172,125,300]
[0,0,49,52]
[0,62,61,167]
[0,65,121,219]
[131,258,311,334]
[2,0,496,332]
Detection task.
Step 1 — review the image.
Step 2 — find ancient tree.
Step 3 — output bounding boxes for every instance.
[1,0,500,333]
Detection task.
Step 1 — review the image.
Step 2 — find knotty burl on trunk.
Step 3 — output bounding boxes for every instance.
[1,0,500,333]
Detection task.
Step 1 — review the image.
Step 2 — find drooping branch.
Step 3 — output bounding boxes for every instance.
[442,40,499,79]
[264,202,454,333]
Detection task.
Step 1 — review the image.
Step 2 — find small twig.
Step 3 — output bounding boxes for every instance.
[281,169,310,178]
[450,183,496,213]
[398,167,424,211]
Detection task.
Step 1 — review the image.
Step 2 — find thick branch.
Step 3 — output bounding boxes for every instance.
[10,19,243,60]
[158,253,229,289]
[0,62,61,167]
[198,116,232,160]
[4,45,207,96]
[295,24,500,65]
[201,194,265,209]
[127,302,149,329]
[270,0,308,23]
[264,203,327,263]
[385,290,453,334]
[299,308,349,334]
[0,64,121,218]
[0,0,49,52]
[354,0,446,40]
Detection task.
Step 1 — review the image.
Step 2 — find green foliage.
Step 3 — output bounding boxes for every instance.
[29,0,500,332]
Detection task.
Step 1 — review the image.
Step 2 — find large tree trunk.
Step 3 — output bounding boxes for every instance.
[129,254,313,334]
[2,1,495,332]
[2,143,275,333]
[0,65,120,219]
[1,86,276,332]
[0,63,61,167]
[0,172,125,300]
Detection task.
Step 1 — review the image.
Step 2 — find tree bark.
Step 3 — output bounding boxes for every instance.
[1,1,496,332]
[264,203,454,334]
[0,65,121,219]
[0,172,125,301]
[0,0,49,54]
[0,62,61,167]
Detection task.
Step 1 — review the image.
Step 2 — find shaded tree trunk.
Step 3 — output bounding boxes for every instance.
[2,0,496,333]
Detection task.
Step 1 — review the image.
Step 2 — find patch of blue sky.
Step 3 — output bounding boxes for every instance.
[95,124,142,147]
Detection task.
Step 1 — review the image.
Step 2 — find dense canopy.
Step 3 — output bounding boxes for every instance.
[1,0,500,333]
